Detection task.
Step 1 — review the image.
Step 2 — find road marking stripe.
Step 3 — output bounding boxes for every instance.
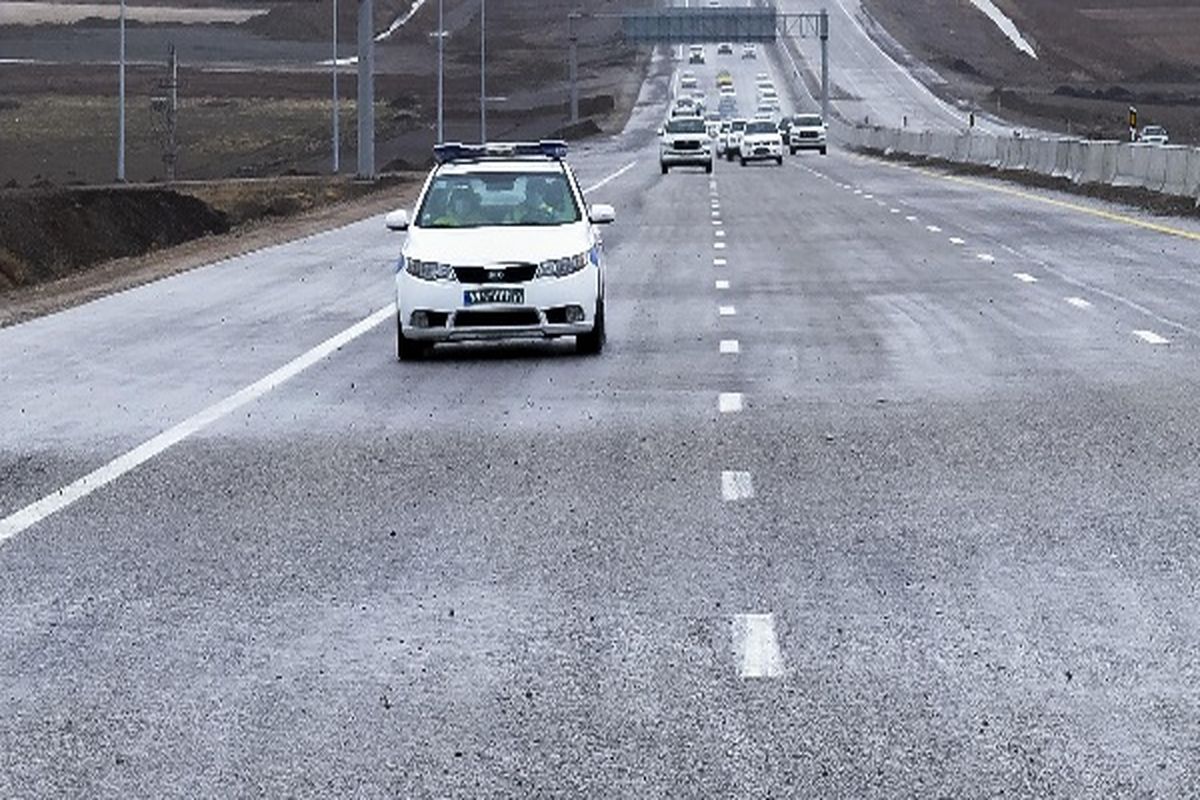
[977,253,995,263]
[721,470,754,501]
[582,161,637,194]
[720,339,740,354]
[890,208,901,214]
[863,194,874,199]
[1066,296,1092,309]
[905,215,918,222]
[1014,272,1038,283]
[1134,330,1170,344]
[715,279,730,290]
[0,305,395,544]
[714,257,727,266]
[715,230,726,238]
[712,210,720,218]
[714,242,726,250]
[712,220,723,226]
[949,237,965,245]
[718,392,743,413]
[733,614,784,678]
[853,189,862,195]
[926,225,942,233]
[719,305,736,316]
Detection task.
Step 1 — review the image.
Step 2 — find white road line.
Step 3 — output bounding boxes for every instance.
[732,613,784,678]
[949,237,966,245]
[715,230,726,238]
[714,242,726,250]
[712,220,723,226]
[890,208,901,214]
[905,215,918,222]
[926,225,942,233]
[720,339,740,354]
[711,210,721,218]
[0,305,396,544]
[1134,330,1170,345]
[853,189,863,195]
[583,161,637,194]
[714,257,727,266]
[715,279,730,290]
[719,305,736,317]
[718,392,744,413]
[977,253,995,263]
[721,470,754,501]
[1066,297,1092,310]
[1013,272,1038,283]
[863,194,874,199]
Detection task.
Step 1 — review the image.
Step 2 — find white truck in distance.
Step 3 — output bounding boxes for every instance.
[660,117,714,174]
[787,113,827,155]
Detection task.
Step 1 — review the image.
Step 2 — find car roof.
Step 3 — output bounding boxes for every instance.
[435,160,567,176]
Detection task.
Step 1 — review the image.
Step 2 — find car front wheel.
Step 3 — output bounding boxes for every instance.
[397,317,426,361]
[661,162,668,175]
[576,300,605,355]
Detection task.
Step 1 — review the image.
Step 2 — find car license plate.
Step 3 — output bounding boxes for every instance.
[755,147,768,155]
[464,288,524,305]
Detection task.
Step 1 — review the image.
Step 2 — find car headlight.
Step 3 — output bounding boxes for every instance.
[404,256,455,281]
[536,252,589,278]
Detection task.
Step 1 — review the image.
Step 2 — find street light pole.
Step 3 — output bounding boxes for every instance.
[437,0,444,143]
[117,0,126,181]
[332,0,340,173]
[479,0,486,142]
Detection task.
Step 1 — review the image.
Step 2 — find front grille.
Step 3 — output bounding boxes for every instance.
[797,131,818,139]
[454,264,537,284]
[672,140,702,151]
[454,309,540,328]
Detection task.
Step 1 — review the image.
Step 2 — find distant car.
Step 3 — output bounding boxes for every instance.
[1139,125,1169,145]
[688,45,705,65]
[717,97,738,119]
[716,120,733,156]
[707,0,720,6]
[387,141,613,359]
[739,119,784,166]
[787,113,827,155]
[724,118,748,161]
[718,84,736,98]
[741,43,756,59]
[716,70,734,88]
[704,112,722,139]
[755,72,770,83]
[717,42,734,56]
[660,117,714,174]
[680,75,699,92]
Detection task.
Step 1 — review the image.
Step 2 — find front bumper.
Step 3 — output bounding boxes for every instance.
[790,135,826,149]
[396,268,599,342]
[740,142,782,160]
[661,148,713,166]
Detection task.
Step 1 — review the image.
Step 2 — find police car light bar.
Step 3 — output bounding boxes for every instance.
[433,140,569,164]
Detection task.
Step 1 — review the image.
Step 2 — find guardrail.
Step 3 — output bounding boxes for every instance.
[838,124,1200,205]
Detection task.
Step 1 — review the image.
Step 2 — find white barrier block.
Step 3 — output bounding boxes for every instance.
[1161,145,1191,196]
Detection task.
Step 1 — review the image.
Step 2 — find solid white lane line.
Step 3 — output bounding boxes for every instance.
[718,392,744,413]
[714,242,726,250]
[720,339,740,354]
[1066,297,1092,309]
[1013,272,1038,283]
[583,161,637,194]
[715,279,730,290]
[977,253,995,263]
[949,237,965,245]
[733,614,784,678]
[1134,330,1170,345]
[0,305,395,544]
[926,225,942,233]
[721,470,754,501]
[714,257,727,266]
[719,305,736,316]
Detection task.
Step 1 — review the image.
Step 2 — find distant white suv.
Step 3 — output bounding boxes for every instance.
[723,118,748,161]
[739,119,784,166]
[386,141,614,359]
[787,113,827,155]
[1138,125,1169,145]
[660,116,714,174]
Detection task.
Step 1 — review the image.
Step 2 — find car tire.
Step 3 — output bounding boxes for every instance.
[789,146,797,155]
[661,163,668,175]
[775,156,783,166]
[705,161,713,174]
[576,299,605,355]
[397,318,426,361]
[740,157,747,167]
[820,147,827,156]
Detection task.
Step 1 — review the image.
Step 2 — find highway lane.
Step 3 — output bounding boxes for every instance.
[4,42,1200,796]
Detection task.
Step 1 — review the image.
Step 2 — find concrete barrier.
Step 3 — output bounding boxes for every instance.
[1186,149,1200,204]
[1143,144,1169,192]
[951,133,970,163]
[1161,145,1192,196]
[1079,140,1116,185]
[1051,138,1077,179]
[1112,143,1145,187]
[968,134,998,167]
[1066,139,1088,183]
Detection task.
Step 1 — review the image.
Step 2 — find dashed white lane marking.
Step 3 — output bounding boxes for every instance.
[718,392,744,413]
[715,279,730,290]
[712,220,723,226]
[721,470,755,501]
[890,208,901,214]
[714,242,726,250]
[1134,330,1170,345]
[719,305,737,317]
[1013,272,1038,283]
[1066,297,1092,310]
[715,230,726,238]
[720,339,740,354]
[926,225,942,233]
[733,614,784,678]
[949,237,966,246]
[712,210,721,218]
[977,253,995,263]
[0,304,395,543]
[853,189,863,195]
[905,215,918,222]
[714,257,727,266]
[863,194,875,200]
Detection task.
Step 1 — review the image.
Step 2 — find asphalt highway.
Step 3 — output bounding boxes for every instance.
[4,42,1200,797]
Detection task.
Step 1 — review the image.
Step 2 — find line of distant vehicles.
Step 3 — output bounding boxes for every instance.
[659,49,827,173]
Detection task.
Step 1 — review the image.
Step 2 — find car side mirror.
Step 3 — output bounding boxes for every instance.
[589,204,616,225]
[657,127,664,136]
[385,209,409,231]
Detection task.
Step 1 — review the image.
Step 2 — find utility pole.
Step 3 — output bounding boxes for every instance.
[166,44,178,181]
[117,0,126,182]
[819,8,829,124]
[332,0,340,173]
[357,0,375,178]
[437,0,444,142]
[568,12,580,125]
[480,0,487,142]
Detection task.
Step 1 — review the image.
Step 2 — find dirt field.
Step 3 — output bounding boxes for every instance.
[863,0,1200,142]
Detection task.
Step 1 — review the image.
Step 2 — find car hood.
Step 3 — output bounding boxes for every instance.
[404,224,591,265]
[743,132,781,142]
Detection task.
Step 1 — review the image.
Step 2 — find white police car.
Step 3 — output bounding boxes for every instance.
[385,141,615,359]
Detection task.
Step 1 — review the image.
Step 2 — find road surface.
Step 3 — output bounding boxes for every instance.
[3,40,1200,797]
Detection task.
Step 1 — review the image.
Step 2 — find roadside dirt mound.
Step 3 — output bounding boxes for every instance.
[0,188,229,290]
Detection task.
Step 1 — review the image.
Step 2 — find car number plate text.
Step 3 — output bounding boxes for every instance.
[464,288,524,305]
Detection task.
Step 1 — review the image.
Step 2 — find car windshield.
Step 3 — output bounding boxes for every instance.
[1144,127,1166,135]
[732,120,747,131]
[416,171,581,228]
[795,115,823,126]
[747,121,777,134]
[666,119,706,134]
